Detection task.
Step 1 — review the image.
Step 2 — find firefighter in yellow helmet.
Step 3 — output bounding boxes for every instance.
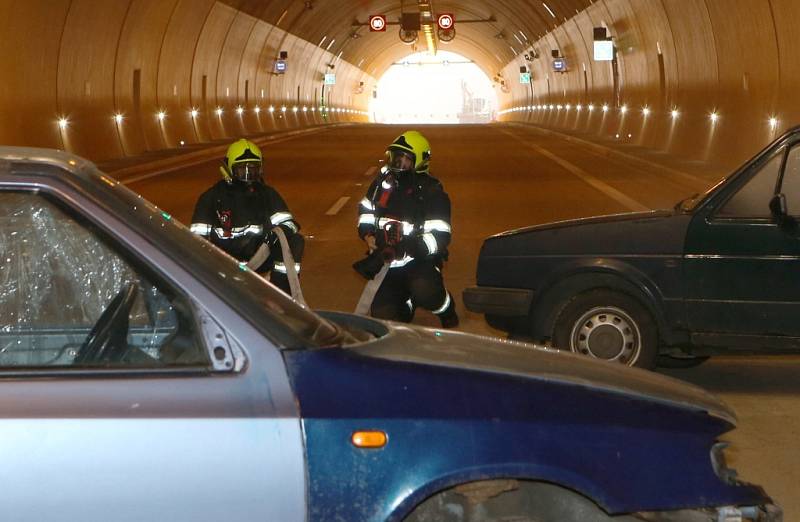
[190,139,304,296]
[354,130,459,327]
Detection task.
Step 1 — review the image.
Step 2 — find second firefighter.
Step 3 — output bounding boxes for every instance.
[355,130,459,328]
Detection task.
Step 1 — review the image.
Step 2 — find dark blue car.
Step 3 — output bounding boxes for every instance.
[0,148,780,521]
[465,127,800,370]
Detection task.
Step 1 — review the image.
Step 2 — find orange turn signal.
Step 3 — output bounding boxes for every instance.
[351,430,387,449]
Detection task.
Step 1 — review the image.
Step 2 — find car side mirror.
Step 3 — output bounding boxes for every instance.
[769,193,787,220]
[770,193,796,229]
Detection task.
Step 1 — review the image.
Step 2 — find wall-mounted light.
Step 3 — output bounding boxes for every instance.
[602,104,609,112]
[620,105,628,114]
[254,106,261,114]
[576,104,583,111]
[58,117,69,129]
[157,111,166,121]
[236,106,244,115]
[292,106,299,113]
[642,107,650,117]
[269,106,275,113]
[191,108,199,118]
[114,113,124,124]
[302,106,308,112]
[588,104,595,111]
[769,116,778,129]
[215,107,223,116]
[671,109,679,119]
[281,106,287,113]
[709,111,719,123]
[565,104,571,110]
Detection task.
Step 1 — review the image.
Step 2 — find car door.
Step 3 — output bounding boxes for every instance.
[684,141,800,346]
[0,185,306,521]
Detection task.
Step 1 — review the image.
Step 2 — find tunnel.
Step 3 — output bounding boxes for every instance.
[1,1,799,520]
[1,0,795,170]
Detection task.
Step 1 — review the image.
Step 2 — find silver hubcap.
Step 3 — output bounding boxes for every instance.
[569,306,641,365]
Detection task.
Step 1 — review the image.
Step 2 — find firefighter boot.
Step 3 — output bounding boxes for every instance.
[435,292,459,329]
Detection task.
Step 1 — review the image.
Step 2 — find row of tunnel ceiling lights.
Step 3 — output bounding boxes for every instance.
[56,106,367,129]
[500,104,781,128]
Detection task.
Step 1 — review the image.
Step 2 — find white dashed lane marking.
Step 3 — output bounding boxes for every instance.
[500,128,649,212]
[325,196,351,216]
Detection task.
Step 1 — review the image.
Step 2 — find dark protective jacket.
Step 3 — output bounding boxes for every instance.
[191,180,299,263]
[357,169,452,269]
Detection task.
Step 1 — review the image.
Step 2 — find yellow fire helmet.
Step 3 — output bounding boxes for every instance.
[220,139,263,184]
[386,130,431,174]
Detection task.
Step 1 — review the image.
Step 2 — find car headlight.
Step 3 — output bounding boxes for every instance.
[710,441,739,485]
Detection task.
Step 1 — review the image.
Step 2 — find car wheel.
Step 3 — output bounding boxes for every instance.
[552,289,658,369]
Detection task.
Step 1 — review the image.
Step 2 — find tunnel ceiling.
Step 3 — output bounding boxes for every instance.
[226,0,592,79]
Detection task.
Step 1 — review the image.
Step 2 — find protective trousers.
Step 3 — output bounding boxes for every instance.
[370,259,452,323]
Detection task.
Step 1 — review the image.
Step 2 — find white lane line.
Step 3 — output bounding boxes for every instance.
[364,166,377,177]
[501,129,649,212]
[325,196,351,215]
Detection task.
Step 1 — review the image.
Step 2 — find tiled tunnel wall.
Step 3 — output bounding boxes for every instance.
[498,0,799,171]
[1,0,797,171]
[0,0,373,162]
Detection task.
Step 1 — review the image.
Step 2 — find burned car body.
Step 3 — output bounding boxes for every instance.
[465,126,800,369]
[0,148,780,521]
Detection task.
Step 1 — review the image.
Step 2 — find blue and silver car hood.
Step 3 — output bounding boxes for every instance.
[348,321,735,425]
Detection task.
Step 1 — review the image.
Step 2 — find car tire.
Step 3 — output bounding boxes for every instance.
[552,289,658,369]
[657,354,709,369]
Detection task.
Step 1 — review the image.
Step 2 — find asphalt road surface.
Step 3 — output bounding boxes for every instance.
[128,123,799,519]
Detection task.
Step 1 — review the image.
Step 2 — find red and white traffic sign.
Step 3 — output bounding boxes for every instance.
[369,14,387,32]
[437,13,454,30]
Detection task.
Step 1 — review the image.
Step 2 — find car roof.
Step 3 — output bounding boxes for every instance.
[0,146,95,175]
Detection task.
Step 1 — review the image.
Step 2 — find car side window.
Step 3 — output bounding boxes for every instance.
[716,151,783,219]
[0,191,209,369]
[780,145,800,217]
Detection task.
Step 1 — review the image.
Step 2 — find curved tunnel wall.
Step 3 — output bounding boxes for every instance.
[0,0,373,162]
[498,0,799,171]
[1,0,797,170]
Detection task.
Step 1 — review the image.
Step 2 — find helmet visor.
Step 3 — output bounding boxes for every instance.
[388,150,415,173]
[231,161,262,183]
